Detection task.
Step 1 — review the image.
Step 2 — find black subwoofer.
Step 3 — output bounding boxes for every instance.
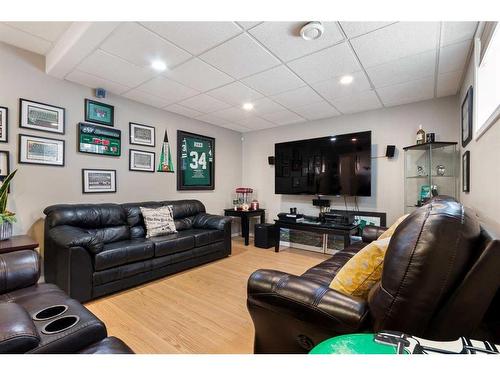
[254,223,276,249]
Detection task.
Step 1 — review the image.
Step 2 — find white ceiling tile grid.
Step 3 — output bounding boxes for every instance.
[249,22,345,62]
[0,21,478,133]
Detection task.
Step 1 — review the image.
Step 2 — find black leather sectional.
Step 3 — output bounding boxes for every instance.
[0,248,133,354]
[44,200,232,302]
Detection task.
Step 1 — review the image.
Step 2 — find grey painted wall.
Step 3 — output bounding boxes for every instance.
[0,42,243,253]
[242,96,459,226]
[458,51,500,226]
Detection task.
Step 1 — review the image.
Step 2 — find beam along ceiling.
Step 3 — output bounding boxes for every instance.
[0,21,478,132]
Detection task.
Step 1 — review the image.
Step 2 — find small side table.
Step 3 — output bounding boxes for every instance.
[0,235,39,254]
[224,209,265,246]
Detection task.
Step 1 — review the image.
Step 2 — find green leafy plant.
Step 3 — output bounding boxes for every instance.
[0,169,17,224]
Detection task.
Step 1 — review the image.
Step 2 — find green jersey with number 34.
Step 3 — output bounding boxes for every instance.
[181,137,213,186]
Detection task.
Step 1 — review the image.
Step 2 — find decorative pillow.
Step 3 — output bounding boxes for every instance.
[378,214,409,240]
[329,236,391,298]
[140,206,177,238]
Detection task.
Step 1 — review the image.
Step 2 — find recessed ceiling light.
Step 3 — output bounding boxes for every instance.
[339,75,354,85]
[242,103,254,111]
[300,22,325,41]
[151,60,167,71]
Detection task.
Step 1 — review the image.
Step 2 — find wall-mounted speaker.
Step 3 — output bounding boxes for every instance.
[268,156,275,165]
[386,145,396,158]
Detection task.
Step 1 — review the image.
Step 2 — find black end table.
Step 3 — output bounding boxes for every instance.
[0,235,39,254]
[224,209,265,246]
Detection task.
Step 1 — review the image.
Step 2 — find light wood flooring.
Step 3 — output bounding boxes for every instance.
[85,238,328,354]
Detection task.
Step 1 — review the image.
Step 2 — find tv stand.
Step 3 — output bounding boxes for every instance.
[273,217,359,253]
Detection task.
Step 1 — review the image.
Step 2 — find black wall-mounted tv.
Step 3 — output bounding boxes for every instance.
[274,131,371,196]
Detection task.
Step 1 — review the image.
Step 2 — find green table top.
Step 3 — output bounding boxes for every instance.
[310,333,398,354]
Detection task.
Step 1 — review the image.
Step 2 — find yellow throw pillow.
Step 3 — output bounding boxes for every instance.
[329,237,391,298]
[378,214,409,240]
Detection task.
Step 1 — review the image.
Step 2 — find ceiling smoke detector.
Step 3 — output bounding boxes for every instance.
[300,22,324,41]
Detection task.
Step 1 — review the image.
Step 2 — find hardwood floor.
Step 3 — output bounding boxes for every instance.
[85,239,328,354]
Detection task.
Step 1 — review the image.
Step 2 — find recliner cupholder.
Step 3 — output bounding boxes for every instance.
[41,315,80,335]
[32,304,69,321]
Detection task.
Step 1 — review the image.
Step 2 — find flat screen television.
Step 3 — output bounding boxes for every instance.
[274,131,371,196]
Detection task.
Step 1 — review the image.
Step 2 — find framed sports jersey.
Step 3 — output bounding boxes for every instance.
[177,130,215,190]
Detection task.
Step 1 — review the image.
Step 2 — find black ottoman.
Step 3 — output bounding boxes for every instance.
[254,223,276,249]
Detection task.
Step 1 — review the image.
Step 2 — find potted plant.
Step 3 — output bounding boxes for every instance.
[0,169,17,240]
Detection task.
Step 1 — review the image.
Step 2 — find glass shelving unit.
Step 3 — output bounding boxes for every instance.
[403,142,458,213]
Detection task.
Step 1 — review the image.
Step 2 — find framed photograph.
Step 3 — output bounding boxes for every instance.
[461,86,473,147]
[462,151,470,193]
[82,169,116,194]
[78,122,121,157]
[129,122,155,147]
[85,99,114,127]
[18,134,65,167]
[19,98,65,134]
[129,149,155,172]
[0,151,10,193]
[177,130,215,190]
[0,106,7,142]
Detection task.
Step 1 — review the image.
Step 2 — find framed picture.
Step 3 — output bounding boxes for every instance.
[19,99,65,134]
[129,149,155,172]
[18,134,65,167]
[82,169,116,194]
[85,99,114,127]
[78,122,121,156]
[129,122,155,147]
[462,151,470,193]
[0,151,10,193]
[0,106,7,142]
[461,86,473,147]
[177,130,215,190]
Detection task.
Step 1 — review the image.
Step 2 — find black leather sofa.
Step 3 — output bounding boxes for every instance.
[44,199,231,302]
[0,247,133,354]
[247,196,500,353]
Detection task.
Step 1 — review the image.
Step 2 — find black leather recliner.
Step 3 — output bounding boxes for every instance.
[44,199,231,302]
[247,197,500,353]
[0,247,133,354]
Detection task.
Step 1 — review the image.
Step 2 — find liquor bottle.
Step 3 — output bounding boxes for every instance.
[416,125,426,145]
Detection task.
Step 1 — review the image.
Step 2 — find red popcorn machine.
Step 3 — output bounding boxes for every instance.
[234,187,257,211]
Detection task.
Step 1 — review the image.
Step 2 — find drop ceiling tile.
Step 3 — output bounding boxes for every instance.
[164,103,203,118]
[210,107,252,122]
[249,22,345,62]
[135,76,199,104]
[251,97,286,115]
[4,22,71,42]
[164,58,233,91]
[122,89,173,109]
[78,50,157,87]
[438,39,471,74]
[236,116,276,130]
[200,33,280,79]
[339,22,396,39]
[366,49,436,88]
[195,113,230,126]
[271,86,324,108]
[140,22,242,55]
[236,22,262,30]
[292,101,341,120]
[311,70,372,101]
[101,22,191,68]
[441,22,477,47]
[287,42,361,84]
[220,123,251,132]
[0,23,52,54]
[241,65,305,96]
[376,77,434,107]
[260,109,304,125]
[178,94,232,113]
[436,70,463,97]
[351,22,440,68]
[329,90,382,114]
[206,81,263,106]
[65,70,131,95]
